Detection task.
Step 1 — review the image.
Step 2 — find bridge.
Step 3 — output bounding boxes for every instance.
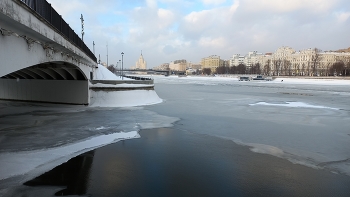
[122,69,186,76]
[0,0,97,104]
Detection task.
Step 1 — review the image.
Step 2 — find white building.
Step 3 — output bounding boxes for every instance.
[134,51,147,69]
[230,51,263,67]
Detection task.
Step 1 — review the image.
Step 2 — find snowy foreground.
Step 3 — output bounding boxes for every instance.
[0,65,165,192]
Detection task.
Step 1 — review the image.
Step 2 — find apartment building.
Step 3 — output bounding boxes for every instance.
[230,51,263,67]
[153,63,169,71]
[169,59,187,71]
[201,55,224,73]
[256,46,350,76]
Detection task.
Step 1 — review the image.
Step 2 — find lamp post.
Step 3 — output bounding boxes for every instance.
[121,52,124,80]
[80,14,84,41]
[93,41,95,55]
[106,43,108,68]
[119,60,121,77]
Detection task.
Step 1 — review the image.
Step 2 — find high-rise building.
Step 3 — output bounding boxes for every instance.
[135,51,147,69]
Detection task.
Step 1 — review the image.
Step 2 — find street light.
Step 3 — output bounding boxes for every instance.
[80,14,84,41]
[119,60,121,77]
[93,41,95,55]
[121,52,124,80]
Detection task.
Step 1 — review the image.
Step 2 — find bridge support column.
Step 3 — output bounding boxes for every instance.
[0,79,89,105]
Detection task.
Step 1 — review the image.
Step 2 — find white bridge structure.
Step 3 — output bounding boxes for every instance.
[0,0,98,105]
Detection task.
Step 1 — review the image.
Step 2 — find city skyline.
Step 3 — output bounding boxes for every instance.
[47,0,350,68]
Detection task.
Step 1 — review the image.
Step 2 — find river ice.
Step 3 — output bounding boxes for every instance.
[147,75,350,176]
[1,74,350,196]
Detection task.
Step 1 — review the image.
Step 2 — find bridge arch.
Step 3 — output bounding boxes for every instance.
[0,0,98,104]
[1,62,88,81]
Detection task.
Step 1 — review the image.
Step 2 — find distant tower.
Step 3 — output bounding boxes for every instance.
[135,50,147,69]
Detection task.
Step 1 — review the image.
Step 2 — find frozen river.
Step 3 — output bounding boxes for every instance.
[0,76,350,196]
[148,76,350,174]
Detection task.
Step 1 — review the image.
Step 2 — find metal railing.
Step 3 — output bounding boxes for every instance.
[19,0,97,62]
[124,76,153,81]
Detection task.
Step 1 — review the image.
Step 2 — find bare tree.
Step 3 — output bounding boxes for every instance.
[282,60,290,75]
[307,61,311,76]
[311,48,322,76]
[202,68,212,75]
[237,64,246,74]
[336,56,350,76]
[216,65,230,74]
[329,62,345,76]
[264,59,271,76]
[273,59,282,76]
[253,63,261,74]
[295,63,300,76]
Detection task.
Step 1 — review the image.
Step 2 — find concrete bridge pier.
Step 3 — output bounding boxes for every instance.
[0,0,97,105]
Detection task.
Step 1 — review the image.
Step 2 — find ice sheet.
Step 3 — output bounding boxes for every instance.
[0,131,139,181]
[149,75,350,176]
[249,101,340,110]
[89,90,163,107]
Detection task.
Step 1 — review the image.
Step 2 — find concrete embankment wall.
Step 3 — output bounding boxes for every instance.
[91,79,154,85]
[0,79,88,104]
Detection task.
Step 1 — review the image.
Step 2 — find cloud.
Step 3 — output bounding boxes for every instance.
[45,0,350,68]
[336,12,350,23]
[146,0,157,8]
[202,0,227,5]
[199,37,226,48]
[157,9,175,28]
[162,45,178,54]
[242,0,338,13]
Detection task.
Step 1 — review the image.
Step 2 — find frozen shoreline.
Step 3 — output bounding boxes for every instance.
[0,65,165,189]
[0,131,139,182]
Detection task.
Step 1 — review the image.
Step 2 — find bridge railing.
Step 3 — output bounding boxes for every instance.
[19,0,97,62]
[124,75,153,81]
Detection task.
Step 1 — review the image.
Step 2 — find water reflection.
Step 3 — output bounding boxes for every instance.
[24,151,94,196]
[23,128,350,197]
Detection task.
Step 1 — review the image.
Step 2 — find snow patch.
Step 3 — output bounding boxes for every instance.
[249,101,339,110]
[249,143,285,156]
[0,131,140,181]
[89,90,163,107]
[94,64,133,80]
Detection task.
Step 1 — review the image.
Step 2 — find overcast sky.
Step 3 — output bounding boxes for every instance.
[47,0,350,68]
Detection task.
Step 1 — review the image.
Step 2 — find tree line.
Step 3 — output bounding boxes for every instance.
[211,61,350,76]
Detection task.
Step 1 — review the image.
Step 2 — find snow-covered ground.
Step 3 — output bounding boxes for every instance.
[93,64,133,80]
[89,90,162,107]
[151,75,350,86]
[89,64,162,107]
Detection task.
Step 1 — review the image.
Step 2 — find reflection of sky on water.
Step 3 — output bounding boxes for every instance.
[22,127,350,197]
[0,101,178,193]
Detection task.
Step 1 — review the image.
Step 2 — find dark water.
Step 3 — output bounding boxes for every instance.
[26,127,350,197]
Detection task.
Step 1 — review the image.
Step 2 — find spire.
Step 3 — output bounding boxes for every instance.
[141,50,143,56]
